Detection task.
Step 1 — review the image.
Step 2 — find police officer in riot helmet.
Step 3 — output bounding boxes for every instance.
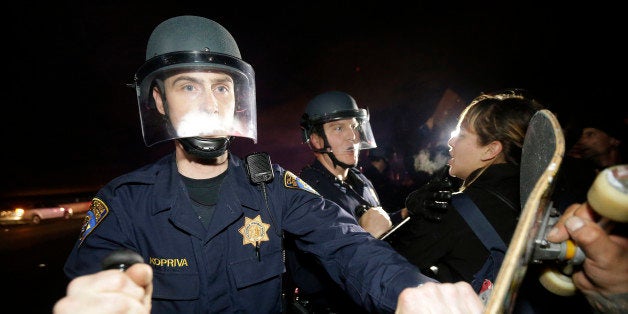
[60,16,439,314]
[134,15,257,159]
[285,91,406,313]
[299,91,400,236]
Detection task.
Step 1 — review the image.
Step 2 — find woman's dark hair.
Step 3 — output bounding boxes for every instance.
[457,89,545,188]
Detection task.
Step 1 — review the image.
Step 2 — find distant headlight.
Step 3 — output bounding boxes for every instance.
[1,208,25,218]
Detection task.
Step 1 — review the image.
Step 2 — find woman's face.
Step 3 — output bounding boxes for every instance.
[447,124,488,180]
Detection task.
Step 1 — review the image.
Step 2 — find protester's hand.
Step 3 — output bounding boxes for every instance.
[396,282,484,314]
[405,169,454,222]
[547,202,628,312]
[359,206,392,238]
[400,207,410,219]
[53,263,153,314]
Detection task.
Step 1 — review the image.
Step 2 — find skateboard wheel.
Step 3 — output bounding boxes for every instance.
[538,267,577,296]
[587,164,628,222]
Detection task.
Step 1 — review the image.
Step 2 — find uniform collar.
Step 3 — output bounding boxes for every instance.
[150,153,183,215]
[308,159,362,186]
[150,152,262,216]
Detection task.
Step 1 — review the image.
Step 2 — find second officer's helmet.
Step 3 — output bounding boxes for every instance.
[133,15,257,156]
[300,91,376,150]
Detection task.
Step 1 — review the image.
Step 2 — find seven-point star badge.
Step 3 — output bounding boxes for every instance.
[238,215,270,246]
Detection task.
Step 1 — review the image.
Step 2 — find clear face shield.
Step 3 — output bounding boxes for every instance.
[314,108,377,151]
[353,115,377,151]
[134,51,257,147]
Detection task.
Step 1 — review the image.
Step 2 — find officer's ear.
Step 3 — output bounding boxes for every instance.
[310,133,325,150]
[153,86,166,115]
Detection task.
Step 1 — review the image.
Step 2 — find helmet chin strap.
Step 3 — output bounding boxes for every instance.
[178,136,232,160]
[326,151,354,170]
[314,131,354,170]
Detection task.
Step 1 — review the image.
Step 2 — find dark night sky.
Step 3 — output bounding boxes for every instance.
[3,2,623,197]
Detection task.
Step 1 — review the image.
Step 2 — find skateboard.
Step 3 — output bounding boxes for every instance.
[484,109,628,313]
[484,109,565,313]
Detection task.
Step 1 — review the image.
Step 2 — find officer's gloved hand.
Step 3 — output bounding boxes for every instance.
[405,167,454,222]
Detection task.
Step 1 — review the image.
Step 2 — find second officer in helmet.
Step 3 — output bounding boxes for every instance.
[284,91,405,313]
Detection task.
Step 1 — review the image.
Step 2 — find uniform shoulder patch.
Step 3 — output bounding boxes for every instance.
[284,171,320,196]
[79,198,110,246]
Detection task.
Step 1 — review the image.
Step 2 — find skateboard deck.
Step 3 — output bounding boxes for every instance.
[484,109,565,313]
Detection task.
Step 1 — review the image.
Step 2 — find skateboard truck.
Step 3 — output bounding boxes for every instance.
[535,164,628,296]
[529,202,586,296]
[531,203,585,265]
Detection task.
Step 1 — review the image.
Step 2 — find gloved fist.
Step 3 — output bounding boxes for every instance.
[405,167,454,222]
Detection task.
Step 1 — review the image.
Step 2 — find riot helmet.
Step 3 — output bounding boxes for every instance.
[300,91,376,168]
[300,91,376,149]
[133,15,256,159]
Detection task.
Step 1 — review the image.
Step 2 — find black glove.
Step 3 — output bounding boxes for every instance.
[405,167,454,222]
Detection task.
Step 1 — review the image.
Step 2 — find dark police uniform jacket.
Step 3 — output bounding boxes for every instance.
[282,159,402,313]
[298,160,404,224]
[64,153,432,313]
[299,159,381,220]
